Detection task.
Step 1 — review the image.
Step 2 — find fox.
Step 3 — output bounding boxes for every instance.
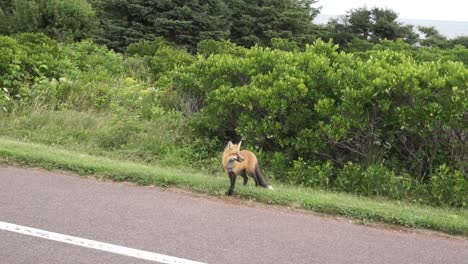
[222,139,273,195]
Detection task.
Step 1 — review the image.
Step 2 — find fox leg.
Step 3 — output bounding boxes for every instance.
[240,170,248,185]
[227,171,237,196]
[250,172,259,186]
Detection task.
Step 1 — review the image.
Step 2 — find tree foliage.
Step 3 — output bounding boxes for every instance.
[226,0,320,48]
[450,36,468,48]
[93,0,231,52]
[417,26,449,48]
[323,7,419,49]
[92,0,320,51]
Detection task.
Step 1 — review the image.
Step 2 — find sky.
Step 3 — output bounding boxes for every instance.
[313,0,468,22]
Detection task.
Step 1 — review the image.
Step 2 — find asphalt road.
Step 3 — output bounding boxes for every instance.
[1,166,467,264]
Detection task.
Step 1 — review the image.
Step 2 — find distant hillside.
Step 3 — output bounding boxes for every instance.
[314,14,468,39]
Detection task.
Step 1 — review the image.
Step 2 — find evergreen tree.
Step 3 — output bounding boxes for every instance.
[370,7,418,43]
[94,0,231,52]
[450,36,468,48]
[323,7,419,48]
[226,0,319,47]
[418,26,449,48]
[0,1,13,33]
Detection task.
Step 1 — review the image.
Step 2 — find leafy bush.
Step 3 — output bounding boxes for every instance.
[0,34,145,112]
[0,33,75,99]
[385,173,414,200]
[150,47,194,80]
[126,39,194,81]
[270,38,300,52]
[0,36,24,91]
[351,39,468,64]
[126,38,168,57]
[197,39,248,56]
[2,0,97,41]
[29,76,115,111]
[5,36,129,111]
[431,165,468,208]
[415,45,468,64]
[288,159,333,189]
[64,40,123,77]
[360,165,394,196]
[123,56,153,82]
[335,162,362,193]
[269,152,290,181]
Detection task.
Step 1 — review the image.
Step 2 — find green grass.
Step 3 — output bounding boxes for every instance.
[0,109,218,172]
[0,137,467,236]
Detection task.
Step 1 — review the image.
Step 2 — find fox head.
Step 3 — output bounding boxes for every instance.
[225,140,245,162]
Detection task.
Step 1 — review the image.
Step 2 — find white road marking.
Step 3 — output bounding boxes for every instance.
[0,221,206,264]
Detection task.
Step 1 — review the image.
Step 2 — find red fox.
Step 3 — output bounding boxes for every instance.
[222,139,273,195]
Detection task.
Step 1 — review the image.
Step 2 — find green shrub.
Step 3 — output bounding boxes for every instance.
[0,35,144,112]
[271,38,300,52]
[126,38,168,57]
[4,0,97,41]
[269,152,289,181]
[123,56,153,82]
[150,46,194,80]
[197,39,250,56]
[431,165,468,208]
[126,39,194,81]
[64,40,124,76]
[31,77,115,111]
[335,163,428,202]
[335,162,362,193]
[0,36,23,92]
[386,173,414,200]
[319,161,420,200]
[288,159,333,189]
[0,33,75,98]
[360,165,394,196]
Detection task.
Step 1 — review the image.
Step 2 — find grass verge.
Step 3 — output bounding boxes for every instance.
[0,137,467,236]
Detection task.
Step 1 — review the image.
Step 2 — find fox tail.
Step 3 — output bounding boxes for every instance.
[255,163,274,190]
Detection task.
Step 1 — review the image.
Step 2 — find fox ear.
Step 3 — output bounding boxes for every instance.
[227,141,233,149]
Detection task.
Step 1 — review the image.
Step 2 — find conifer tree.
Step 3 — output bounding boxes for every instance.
[94,0,231,52]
